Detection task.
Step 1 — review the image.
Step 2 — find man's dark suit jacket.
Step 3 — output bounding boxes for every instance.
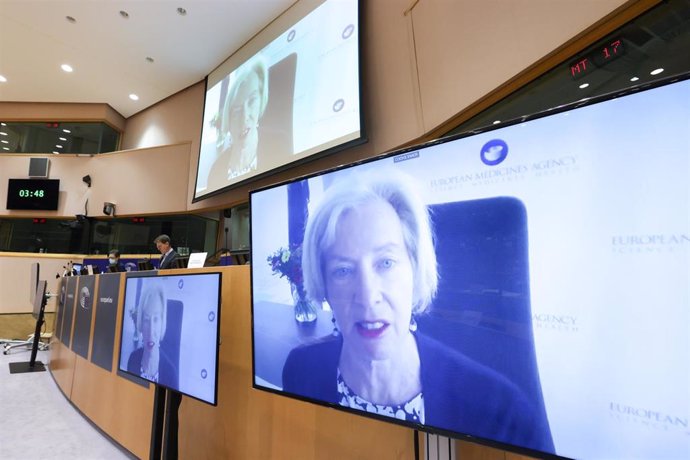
[159,250,179,270]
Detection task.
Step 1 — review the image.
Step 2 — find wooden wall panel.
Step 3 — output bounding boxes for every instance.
[0,253,76,314]
[69,272,153,460]
[48,339,77,399]
[71,355,154,459]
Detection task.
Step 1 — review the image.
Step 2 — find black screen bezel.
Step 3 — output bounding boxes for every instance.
[30,262,40,318]
[192,0,366,203]
[248,72,690,459]
[117,271,223,406]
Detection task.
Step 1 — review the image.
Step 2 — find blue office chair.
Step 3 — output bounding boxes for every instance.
[159,299,183,389]
[418,196,553,449]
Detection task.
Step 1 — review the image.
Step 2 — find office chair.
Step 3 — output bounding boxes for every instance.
[159,299,183,389]
[417,196,553,447]
[2,334,50,354]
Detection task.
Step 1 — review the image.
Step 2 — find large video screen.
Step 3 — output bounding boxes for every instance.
[250,75,690,459]
[118,272,222,405]
[194,0,363,200]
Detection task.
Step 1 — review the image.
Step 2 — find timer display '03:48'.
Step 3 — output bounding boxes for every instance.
[18,189,45,198]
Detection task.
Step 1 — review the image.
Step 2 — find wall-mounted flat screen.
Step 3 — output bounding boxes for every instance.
[6,178,59,210]
[118,272,222,405]
[250,74,690,459]
[194,0,363,201]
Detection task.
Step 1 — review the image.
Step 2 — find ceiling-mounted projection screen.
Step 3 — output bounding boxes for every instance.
[193,0,363,201]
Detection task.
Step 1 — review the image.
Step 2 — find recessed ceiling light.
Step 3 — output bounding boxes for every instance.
[492,120,501,125]
[62,129,71,133]
[650,68,664,75]
[59,137,67,141]
[1,123,6,126]
[1,140,8,144]
[177,7,187,15]
[579,83,590,89]
[0,75,6,83]
[3,147,10,151]
[61,64,73,73]
[630,76,640,82]
[0,132,7,136]
[53,151,60,154]
[129,94,139,101]
[120,10,129,18]
[66,15,76,23]
[56,145,63,148]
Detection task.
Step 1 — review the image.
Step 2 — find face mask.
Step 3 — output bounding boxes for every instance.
[109,258,117,265]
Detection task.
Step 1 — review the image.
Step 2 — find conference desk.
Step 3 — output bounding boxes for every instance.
[50,271,155,459]
[49,265,419,460]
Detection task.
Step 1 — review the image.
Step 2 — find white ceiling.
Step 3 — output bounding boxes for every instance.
[0,0,295,118]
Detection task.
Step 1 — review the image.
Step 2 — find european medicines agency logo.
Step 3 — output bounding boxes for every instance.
[79,286,91,310]
[532,313,579,333]
[609,402,689,433]
[612,233,689,254]
[480,139,509,166]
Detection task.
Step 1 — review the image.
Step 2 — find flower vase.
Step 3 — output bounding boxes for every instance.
[291,283,317,323]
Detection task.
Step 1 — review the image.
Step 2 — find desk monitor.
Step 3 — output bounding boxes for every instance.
[137,260,154,271]
[173,257,190,269]
[9,280,49,374]
[29,262,40,317]
[117,272,222,405]
[250,74,690,459]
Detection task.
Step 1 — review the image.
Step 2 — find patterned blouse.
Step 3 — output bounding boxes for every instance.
[337,370,425,424]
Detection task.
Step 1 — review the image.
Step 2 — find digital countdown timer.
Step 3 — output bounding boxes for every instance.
[19,189,46,198]
[6,178,60,210]
[569,38,625,80]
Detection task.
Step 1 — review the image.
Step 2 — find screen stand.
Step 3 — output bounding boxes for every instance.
[7,292,48,374]
[163,390,181,460]
[149,386,166,460]
[149,386,181,460]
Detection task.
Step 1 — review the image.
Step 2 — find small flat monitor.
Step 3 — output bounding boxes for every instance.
[32,279,46,321]
[29,262,40,315]
[117,272,222,405]
[137,260,154,271]
[107,264,123,273]
[173,257,190,269]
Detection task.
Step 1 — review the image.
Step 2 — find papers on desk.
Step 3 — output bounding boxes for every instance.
[187,252,208,268]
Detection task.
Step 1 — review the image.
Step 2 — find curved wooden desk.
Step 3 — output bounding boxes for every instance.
[50,265,534,459]
[49,266,418,459]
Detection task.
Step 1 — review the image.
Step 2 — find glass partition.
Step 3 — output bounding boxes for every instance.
[0,122,119,154]
[0,214,218,255]
[446,0,690,136]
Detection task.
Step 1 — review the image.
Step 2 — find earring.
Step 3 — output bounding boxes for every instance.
[332,315,340,337]
[409,316,418,332]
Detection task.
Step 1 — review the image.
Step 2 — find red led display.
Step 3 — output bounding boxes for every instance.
[569,38,624,80]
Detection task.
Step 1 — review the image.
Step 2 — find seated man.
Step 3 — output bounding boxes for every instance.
[107,249,125,272]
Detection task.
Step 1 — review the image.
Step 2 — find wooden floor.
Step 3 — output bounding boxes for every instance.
[0,312,55,341]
